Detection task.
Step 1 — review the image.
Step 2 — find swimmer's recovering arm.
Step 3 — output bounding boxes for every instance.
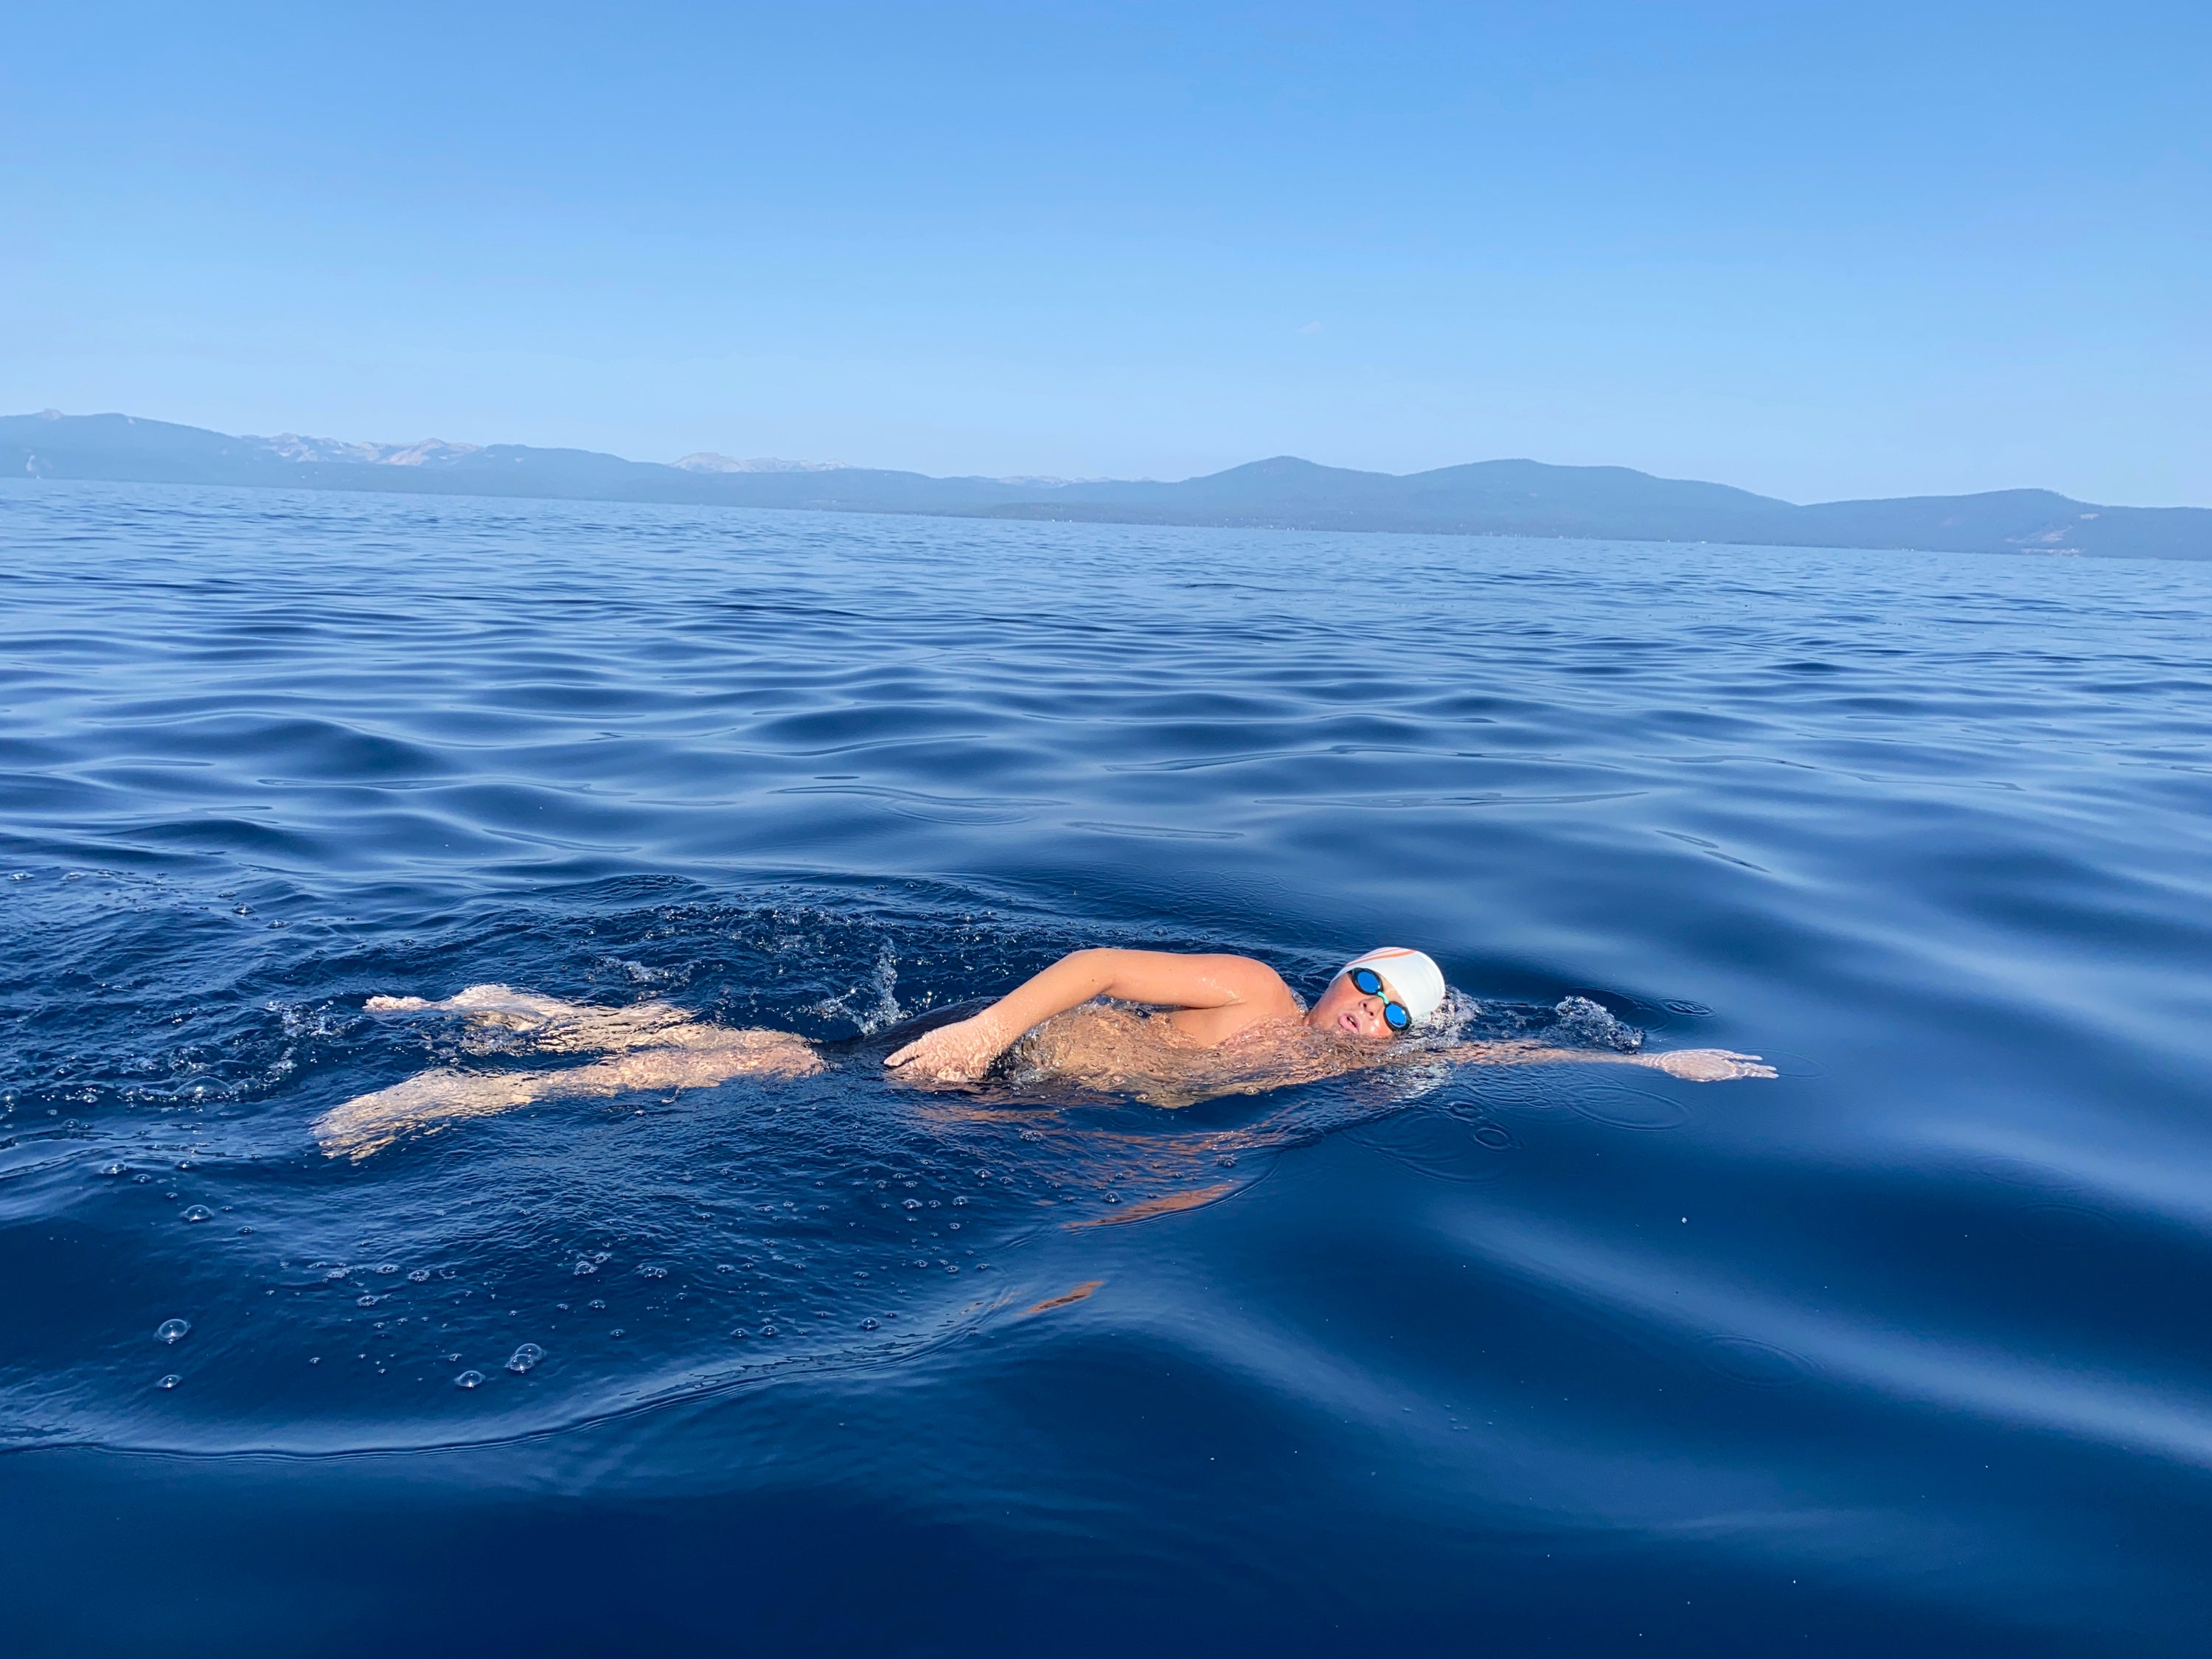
[1449,1041,1776,1082]
[883,948,1290,1082]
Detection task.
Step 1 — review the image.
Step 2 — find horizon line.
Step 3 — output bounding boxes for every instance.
[22,407,2211,512]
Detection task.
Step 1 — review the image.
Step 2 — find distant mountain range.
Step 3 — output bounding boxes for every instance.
[5,410,2205,560]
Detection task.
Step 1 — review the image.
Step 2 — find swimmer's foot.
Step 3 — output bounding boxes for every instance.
[1643,1048,1777,1082]
[311,1066,550,1162]
[366,984,590,1028]
[361,984,696,1053]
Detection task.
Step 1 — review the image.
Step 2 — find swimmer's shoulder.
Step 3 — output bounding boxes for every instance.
[1150,953,1303,1043]
[1181,950,1304,1014]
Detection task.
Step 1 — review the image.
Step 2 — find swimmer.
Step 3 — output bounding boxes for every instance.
[313,948,1770,1160]
[882,946,1771,1098]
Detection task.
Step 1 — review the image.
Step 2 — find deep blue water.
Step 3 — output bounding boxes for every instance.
[4,479,2211,1655]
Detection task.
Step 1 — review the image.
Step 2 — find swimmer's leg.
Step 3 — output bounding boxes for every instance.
[365,984,698,1053]
[313,1029,826,1161]
[312,1066,555,1162]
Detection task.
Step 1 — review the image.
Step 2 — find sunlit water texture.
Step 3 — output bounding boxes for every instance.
[3,480,2210,1656]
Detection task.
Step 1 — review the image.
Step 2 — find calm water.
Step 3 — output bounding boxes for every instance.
[4,480,2210,1655]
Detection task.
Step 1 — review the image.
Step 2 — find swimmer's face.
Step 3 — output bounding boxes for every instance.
[1305,971,1399,1042]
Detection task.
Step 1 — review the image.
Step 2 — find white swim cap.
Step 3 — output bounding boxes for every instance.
[1340,947,1447,1025]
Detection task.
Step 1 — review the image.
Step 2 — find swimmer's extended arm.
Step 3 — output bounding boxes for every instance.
[883,948,1293,1082]
[1450,1041,1775,1081]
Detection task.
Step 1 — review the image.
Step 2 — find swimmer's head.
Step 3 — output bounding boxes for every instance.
[1305,947,1447,1041]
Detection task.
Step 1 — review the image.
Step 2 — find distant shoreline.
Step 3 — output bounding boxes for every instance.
[7,411,2206,561]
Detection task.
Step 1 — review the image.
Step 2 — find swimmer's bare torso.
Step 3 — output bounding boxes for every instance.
[312,949,1773,1161]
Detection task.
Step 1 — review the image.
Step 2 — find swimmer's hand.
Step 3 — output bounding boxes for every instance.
[884,1013,1011,1084]
[1643,1048,1776,1082]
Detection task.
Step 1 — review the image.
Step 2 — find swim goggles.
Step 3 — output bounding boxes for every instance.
[1349,967,1413,1033]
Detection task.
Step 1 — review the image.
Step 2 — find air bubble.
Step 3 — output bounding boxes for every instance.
[155,1374,181,1390]
[504,1343,545,1374]
[325,1267,349,1280]
[156,1318,190,1343]
[181,1205,214,1222]
[374,1263,398,1275]
[860,1318,879,1330]
[453,1370,484,1390]
[573,1259,598,1276]
[729,1327,749,1339]
[100,1163,125,1177]
[759,1324,779,1337]
[357,1294,381,1307]
[407,1269,430,1283]
[639,1264,667,1279]
[588,1298,606,1310]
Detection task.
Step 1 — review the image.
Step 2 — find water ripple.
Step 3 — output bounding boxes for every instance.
[4,481,2211,1649]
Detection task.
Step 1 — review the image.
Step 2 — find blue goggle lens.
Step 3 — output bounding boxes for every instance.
[1350,967,1413,1032]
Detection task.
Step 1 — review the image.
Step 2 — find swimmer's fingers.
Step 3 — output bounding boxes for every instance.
[883,1019,995,1082]
[1708,1049,1776,1079]
[885,1048,980,1084]
[1652,1048,1776,1082]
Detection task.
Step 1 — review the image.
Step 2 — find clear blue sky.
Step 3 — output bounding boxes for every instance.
[7,2,2206,504]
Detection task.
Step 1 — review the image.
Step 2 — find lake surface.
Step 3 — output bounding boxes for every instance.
[3,479,2209,1656]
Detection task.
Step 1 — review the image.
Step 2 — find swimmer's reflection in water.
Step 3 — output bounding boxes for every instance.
[311,947,1774,1161]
